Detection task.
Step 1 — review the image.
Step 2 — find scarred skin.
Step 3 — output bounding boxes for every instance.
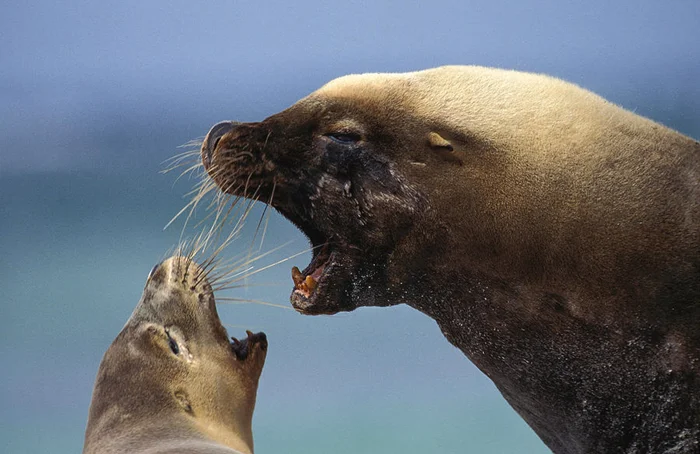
[83,257,267,454]
[199,66,700,453]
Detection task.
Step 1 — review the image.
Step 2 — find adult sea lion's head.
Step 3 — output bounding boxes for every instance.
[199,68,499,315]
[200,65,699,320]
[83,256,267,454]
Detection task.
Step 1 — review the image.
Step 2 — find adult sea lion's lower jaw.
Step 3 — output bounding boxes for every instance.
[289,249,354,315]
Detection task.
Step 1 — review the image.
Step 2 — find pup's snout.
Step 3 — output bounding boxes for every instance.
[201,121,240,169]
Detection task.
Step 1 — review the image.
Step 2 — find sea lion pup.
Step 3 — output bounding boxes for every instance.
[83,256,267,454]
[199,66,700,453]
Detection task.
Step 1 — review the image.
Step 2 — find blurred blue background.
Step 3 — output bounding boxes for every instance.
[1,1,698,453]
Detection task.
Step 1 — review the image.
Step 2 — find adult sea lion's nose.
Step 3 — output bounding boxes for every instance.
[201,121,240,169]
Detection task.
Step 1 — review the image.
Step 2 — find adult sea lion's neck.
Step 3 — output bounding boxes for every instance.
[404,272,700,453]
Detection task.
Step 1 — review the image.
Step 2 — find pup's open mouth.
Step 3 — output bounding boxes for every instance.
[230,330,267,360]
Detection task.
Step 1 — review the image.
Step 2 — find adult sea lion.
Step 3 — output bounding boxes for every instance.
[83,256,267,454]
[199,66,700,453]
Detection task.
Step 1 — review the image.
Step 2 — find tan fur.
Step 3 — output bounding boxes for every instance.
[83,257,266,454]
[312,66,699,327]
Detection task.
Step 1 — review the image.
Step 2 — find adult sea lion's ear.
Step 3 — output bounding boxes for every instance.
[427,132,463,165]
[428,132,454,151]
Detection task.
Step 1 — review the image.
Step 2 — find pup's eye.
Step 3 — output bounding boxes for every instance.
[165,330,180,355]
[326,132,361,144]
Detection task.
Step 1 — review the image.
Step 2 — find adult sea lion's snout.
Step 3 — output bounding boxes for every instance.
[200,86,427,317]
[201,121,241,169]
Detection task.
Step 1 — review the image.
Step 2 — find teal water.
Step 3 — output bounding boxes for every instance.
[0,171,547,453]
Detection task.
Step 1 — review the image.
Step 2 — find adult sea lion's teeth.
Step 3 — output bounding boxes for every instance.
[305,275,318,292]
[291,266,303,286]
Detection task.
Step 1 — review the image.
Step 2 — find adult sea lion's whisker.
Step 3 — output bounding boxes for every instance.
[186,204,282,289]
[210,282,280,290]
[171,162,204,185]
[216,297,292,310]
[215,194,239,231]
[242,172,256,200]
[161,149,201,170]
[202,253,261,284]
[195,231,241,285]
[176,137,204,149]
[262,130,272,151]
[189,191,237,240]
[164,194,200,232]
[176,176,222,236]
[250,185,269,250]
[214,246,311,288]
[161,147,201,169]
[207,242,298,290]
[210,180,248,232]
[208,263,261,288]
[253,180,275,251]
[160,157,198,175]
[164,171,218,233]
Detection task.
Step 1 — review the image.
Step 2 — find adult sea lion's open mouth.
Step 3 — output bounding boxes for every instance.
[289,242,342,312]
[200,120,367,315]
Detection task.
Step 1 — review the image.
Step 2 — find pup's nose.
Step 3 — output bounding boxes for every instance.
[201,121,239,169]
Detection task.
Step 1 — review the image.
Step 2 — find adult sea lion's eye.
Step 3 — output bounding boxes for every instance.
[327,132,361,144]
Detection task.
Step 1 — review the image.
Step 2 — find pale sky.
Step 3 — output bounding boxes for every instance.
[1,0,699,172]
